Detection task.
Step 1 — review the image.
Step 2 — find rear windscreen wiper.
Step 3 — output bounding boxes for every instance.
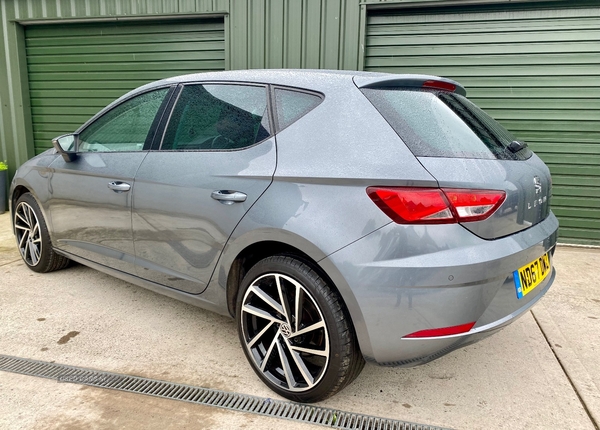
[508,140,528,153]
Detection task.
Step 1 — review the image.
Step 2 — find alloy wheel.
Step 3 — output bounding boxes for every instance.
[14,201,43,266]
[240,273,330,393]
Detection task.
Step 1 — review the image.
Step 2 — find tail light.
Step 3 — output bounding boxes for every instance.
[367,187,506,224]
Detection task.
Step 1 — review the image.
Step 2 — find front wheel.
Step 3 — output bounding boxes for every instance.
[236,255,364,402]
[14,193,70,273]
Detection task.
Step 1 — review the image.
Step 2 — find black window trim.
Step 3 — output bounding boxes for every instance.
[155,81,274,152]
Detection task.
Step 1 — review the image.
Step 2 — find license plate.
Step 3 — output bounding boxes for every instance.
[513,252,551,299]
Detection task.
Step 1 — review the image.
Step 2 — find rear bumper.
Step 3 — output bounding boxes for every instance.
[321,213,559,365]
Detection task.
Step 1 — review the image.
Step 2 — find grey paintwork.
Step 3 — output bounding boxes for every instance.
[46,152,146,274]
[418,155,552,239]
[10,69,558,366]
[132,139,277,294]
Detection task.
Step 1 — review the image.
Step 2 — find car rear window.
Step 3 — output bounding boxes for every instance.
[361,88,531,160]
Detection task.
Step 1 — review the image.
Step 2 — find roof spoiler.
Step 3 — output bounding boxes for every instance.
[353,74,467,96]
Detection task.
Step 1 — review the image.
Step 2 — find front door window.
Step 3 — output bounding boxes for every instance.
[78,88,169,152]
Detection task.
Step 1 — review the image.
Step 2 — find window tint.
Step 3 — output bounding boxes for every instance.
[274,88,322,130]
[361,88,531,160]
[162,84,270,151]
[79,88,169,152]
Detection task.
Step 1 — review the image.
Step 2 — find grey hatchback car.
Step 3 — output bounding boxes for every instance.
[10,69,558,402]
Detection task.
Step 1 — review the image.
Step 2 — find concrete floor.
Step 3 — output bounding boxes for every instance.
[0,211,598,429]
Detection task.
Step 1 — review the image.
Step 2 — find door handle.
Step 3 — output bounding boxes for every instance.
[108,181,131,193]
[211,190,247,205]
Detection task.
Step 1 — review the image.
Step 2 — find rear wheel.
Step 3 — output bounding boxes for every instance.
[14,193,70,273]
[236,255,364,402]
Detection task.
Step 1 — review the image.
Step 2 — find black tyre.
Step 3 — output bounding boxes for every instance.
[14,193,70,273]
[236,255,364,402]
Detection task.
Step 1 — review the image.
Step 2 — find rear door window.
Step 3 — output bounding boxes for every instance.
[162,84,271,151]
[361,88,531,160]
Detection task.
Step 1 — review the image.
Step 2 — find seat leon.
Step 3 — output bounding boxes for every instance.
[10,70,558,402]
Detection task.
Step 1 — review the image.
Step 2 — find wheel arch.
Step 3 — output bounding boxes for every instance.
[225,240,319,318]
[10,183,37,232]
[221,232,373,360]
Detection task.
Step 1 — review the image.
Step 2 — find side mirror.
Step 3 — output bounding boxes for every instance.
[52,134,78,162]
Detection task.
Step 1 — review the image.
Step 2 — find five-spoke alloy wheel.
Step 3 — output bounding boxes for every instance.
[237,255,364,403]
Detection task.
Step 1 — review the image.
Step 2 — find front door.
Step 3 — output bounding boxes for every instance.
[47,87,171,273]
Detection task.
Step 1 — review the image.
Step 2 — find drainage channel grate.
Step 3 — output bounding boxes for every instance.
[0,354,450,430]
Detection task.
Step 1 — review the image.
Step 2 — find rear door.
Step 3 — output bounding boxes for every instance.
[47,87,171,273]
[132,83,275,294]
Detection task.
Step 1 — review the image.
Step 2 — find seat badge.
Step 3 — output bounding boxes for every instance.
[533,176,542,194]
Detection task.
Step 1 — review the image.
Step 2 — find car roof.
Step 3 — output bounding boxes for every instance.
[130,69,465,95]
[93,69,465,128]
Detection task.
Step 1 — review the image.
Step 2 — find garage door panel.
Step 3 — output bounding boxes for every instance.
[31,98,117,108]
[31,107,101,117]
[28,50,224,65]
[475,99,599,110]
[366,7,600,245]
[533,143,600,155]
[518,134,595,147]
[366,41,600,58]
[559,228,600,242]
[553,196,600,209]
[369,6,596,25]
[368,18,600,35]
[27,40,225,57]
[30,70,201,82]
[365,64,600,78]
[368,30,600,46]
[28,60,209,74]
[553,176,600,188]
[554,186,600,198]
[26,19,225,155]
[29,80,157,92]
[365,53,600,68]
[26,30,225,48]
[500,120,599,134]
[489,109,598,122]
[25,21,224,39]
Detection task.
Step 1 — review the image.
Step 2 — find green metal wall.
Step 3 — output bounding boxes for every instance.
[365,4,600,245]
[26,19,225,153]
[1,0,598,245]
[0,0,363,178]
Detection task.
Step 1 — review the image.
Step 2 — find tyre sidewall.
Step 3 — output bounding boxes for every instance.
[15,193,54,273]
[236,255,350,403]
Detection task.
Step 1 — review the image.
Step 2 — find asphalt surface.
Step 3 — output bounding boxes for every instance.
[0,211,598,429]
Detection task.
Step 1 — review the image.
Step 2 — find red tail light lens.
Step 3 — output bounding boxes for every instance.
[403,322,476,339]
[367,187,505,224]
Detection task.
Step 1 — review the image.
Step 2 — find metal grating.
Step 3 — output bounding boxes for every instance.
[0,354,450,430]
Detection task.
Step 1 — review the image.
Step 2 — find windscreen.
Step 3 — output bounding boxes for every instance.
[361,88,532,160]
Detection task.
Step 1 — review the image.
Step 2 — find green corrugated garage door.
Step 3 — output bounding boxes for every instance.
[365,5,600,246]
[25,18,225,154]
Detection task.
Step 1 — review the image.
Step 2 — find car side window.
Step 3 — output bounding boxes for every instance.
[161,84,270,151]
[78,88,169,153]
[274,88,323,131]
